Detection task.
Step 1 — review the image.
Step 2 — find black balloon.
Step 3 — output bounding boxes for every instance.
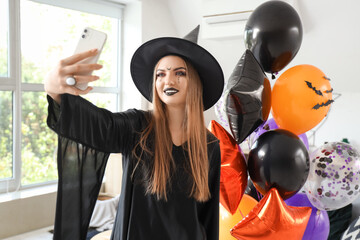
[244,1,303,75]
[248,129,309,200]
[245,177,263,202]
[224,49,271,144]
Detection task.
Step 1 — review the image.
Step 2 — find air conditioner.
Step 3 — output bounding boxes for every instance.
[202,11,253,39]
[201,0,265,39]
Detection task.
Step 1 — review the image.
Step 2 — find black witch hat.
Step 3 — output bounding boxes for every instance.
[130,25,224,110]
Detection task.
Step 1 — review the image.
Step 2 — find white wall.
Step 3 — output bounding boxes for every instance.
[0,192,56,239]
[121,0,178,111]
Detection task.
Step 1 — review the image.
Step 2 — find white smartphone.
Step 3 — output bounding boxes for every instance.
[73,27,107,90]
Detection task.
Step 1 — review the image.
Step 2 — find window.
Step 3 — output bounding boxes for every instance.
[0,0,9,77]
[0,0,123,192]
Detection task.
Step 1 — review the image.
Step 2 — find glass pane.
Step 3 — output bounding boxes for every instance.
[83,93,118,112]
[0,0,9,77]
[20,0,119,87]
[21,92,57,185]
[0,91,13,179]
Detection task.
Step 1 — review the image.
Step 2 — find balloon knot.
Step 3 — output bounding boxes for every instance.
[271,72,278,80]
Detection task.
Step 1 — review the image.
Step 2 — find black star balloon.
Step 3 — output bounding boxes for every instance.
[224,49,271,144]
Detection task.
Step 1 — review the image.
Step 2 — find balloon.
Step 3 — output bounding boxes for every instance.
[299,133,309,151]
[209,120,248,215]
[244,1,303,75]
[219,195,258,240]
[341,216,360,240]
[224,49,271,144]
[230,188,312,240]
[214,89,230,129]
[248,129,309,199]
[250,118,309,149]
[250,118,278,142]
[272,64,334,135]
[304,142,360,211]
[244,177,263,202]
[285,193,330,240]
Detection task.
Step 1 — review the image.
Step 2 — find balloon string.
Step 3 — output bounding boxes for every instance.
[312,209,321,239]
[315,209,320,226]
[256,188,263,201]
[239,209,245,219]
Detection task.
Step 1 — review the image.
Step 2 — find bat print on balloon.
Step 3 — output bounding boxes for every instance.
[305,79,334,110]
[271,64,334,135]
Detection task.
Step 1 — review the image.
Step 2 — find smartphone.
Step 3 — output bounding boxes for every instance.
[73,27,107,90]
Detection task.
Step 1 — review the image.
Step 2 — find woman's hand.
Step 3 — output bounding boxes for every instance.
[44,49,103,104]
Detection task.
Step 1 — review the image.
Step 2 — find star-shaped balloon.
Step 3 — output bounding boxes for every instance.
[230,188,311,240]
[224,49,271,144]
[209,120,248,215]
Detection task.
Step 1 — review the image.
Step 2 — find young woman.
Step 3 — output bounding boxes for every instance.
[45,33,224,240]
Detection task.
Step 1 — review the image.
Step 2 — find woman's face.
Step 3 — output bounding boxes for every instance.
[155,55,188,109]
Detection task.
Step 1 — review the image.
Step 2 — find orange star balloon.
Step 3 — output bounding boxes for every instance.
[209,120,248,215]
[230,188,312,240]
[220,194,258,240]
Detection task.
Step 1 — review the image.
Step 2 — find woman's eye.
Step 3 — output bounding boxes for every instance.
[176,71,186,76]
[156,72,165,78]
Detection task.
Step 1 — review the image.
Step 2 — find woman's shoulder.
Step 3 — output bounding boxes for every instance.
[206,130,220,157]
[206,130,221,169]
[206,129,220,146]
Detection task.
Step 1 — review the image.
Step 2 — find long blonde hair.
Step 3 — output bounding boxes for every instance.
[133,56,210,202]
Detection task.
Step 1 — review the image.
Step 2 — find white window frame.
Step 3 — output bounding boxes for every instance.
[0,0,124,193]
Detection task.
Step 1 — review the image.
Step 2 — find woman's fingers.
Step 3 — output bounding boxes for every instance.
[73,75,100,84]
[60,49,98,66]
[62,63,103,75]
[66,86,94,96]
[44,49,102,100]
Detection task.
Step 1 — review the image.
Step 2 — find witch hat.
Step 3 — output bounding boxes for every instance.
[130,25,224,110]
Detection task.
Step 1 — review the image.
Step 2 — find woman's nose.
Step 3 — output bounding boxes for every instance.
[164,73,175,85]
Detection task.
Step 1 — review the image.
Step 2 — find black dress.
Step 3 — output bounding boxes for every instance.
[47,94,221,240]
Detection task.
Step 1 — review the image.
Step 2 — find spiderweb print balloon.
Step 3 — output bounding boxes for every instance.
[304,142,360,211]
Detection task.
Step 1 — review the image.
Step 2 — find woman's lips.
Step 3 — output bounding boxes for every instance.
[164,88,179,96]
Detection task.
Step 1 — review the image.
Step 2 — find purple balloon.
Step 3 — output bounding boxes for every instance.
[299,133,309,150]
[250,118,309,149]
[251,118,278,140]
[285,193,329,240]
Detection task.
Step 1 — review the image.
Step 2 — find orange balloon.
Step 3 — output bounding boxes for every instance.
[219,194,258,240]
[209,120,248,215]
[271,65,333,135]
[230,188,312,240]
